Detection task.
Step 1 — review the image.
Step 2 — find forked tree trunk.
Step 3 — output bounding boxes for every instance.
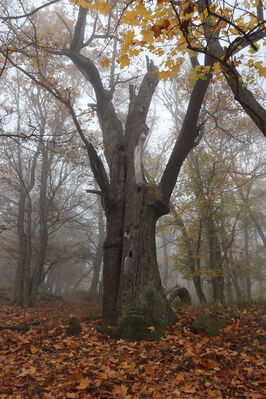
[59,5,213,328]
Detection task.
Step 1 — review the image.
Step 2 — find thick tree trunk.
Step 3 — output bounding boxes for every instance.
[102,204,124,324]
[117,186,176,326]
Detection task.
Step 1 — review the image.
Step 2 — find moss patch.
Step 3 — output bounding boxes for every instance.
[97,307,167,341]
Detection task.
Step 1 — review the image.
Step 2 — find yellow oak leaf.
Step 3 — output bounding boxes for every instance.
[95,0,111,15]
[258,66,266,77]
[117,54,130,69]
[7,46,16,52]
[101,58,111,68]
[122,10,139,25]
[158,70,171,81]
[142,29,154,44]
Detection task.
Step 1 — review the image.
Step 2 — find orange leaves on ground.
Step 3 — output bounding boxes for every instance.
[18,366,37,377]
[0,292,265,398]
[113,384,128,398]
[76,376,90,390]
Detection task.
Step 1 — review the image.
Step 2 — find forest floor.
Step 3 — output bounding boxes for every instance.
[0,290,265,399]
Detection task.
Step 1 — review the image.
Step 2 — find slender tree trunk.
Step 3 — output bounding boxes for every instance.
[160,228,169,288]
[193,275,207,304]
[205,216,225,303]
[13,190,27,305]
[89,199,105,299]
[244,226,252,299]
[225,273,234,302]
[171,207,207,304]
[23,195,33,307]
[231,267,242,301]
[30,145,50,305]
[13,141,33,306]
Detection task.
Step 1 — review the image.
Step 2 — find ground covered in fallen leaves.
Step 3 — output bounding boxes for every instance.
[0,291,265,399]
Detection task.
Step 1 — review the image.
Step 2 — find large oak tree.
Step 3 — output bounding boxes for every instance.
[0,0,265,333]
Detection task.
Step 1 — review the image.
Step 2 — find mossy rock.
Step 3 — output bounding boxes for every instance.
[190,313,226,338]
[97,307,166,341]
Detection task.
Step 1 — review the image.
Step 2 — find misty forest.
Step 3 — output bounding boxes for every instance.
[0,0,265,398]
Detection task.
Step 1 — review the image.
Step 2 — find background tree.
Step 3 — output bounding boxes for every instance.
[0,67,96,306]
[159,75,266,303]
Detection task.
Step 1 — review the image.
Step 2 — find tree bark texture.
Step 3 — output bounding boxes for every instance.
[117,187,176,325]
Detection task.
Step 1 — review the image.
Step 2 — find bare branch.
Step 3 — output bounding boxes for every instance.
[86,189,102,195]
[0,0,62,21]
[70,6,88,52]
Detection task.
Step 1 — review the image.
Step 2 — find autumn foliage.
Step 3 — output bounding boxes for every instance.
[0,293,265,398]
